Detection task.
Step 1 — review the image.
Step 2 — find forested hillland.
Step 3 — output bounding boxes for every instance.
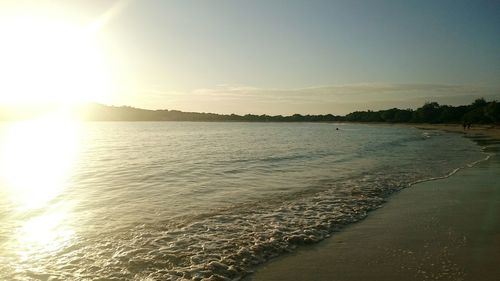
[1,98,499,124]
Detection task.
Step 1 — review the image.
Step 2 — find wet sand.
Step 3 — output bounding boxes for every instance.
[248,133,500,281]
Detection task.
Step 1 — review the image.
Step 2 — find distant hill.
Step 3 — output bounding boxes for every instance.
[1,98,499,124]
[74,103,344,122]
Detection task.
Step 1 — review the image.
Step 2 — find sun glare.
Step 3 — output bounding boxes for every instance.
[0,15,111,105]
[0,112,81,210]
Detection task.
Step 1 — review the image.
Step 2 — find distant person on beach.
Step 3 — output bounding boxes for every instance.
[463,122,467,130]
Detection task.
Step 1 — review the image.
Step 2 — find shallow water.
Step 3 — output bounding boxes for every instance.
[0,121,485,280]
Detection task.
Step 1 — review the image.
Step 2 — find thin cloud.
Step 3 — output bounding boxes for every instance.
[134,83,499,115]
[188,83,500,102]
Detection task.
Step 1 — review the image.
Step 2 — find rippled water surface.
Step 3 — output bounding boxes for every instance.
[0,121,485,280]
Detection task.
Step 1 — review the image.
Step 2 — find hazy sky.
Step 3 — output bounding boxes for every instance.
[1,0,499,114]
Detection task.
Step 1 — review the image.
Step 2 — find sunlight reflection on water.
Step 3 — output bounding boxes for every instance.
[0,112,81,264]
[0,113,80,210]
[16,204,75,257]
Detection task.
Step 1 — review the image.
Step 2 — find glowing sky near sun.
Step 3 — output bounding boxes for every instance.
[0,0,499,114]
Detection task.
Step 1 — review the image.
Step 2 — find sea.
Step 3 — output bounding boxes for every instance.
[0,121,487,280]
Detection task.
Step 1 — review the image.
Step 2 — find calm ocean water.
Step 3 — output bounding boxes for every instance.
[0,121,486,280]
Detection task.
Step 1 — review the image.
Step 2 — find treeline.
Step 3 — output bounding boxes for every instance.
[345,98,500,124]
[76,103,345,122]
[77,98,500,124]
[1,98,499,124]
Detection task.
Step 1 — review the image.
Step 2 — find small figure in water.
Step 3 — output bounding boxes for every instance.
[462,122,467,130]
[336,128,339,131]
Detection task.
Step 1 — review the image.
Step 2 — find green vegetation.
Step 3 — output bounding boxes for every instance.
[345,98,499,124]
[1,98,499,124]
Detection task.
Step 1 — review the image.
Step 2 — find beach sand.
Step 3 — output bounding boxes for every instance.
[248,129,500,281]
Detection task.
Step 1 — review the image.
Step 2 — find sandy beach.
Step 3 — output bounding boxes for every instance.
[248,127,500,281]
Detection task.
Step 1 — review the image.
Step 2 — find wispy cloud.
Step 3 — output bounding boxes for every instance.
[188,83,499,102]
[136,83,500,115]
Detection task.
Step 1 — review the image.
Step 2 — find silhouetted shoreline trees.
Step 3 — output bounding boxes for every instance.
[1,98,499,124]
[345,98,499,124]
[74,104,346,122]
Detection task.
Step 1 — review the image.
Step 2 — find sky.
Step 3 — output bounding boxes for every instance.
[0,0,499,115]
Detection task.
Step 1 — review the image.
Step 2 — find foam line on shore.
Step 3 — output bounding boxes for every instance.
[409,152,492,187]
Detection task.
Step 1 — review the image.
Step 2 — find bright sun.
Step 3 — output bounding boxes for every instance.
[0,15,111,105]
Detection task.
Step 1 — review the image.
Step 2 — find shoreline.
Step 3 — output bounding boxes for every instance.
[410,123,500,139]
[247,127,500,281]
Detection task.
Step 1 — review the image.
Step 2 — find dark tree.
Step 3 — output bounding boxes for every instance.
[415,102,442,123]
